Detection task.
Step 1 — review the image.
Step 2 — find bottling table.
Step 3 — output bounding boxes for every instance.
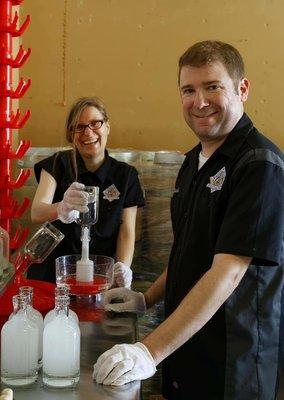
[0,303,141,400]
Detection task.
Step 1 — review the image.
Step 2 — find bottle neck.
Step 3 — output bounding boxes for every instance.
[55,285,69,297]
[19,286,33,307]
[55,295,70,317]
[13,294,28,316]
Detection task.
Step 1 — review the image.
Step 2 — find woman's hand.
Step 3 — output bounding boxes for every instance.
[113,262,133,288]
[57,182,89,223]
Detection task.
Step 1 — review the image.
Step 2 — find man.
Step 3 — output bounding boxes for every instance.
[0,389,13,400]
[93,41,284,399]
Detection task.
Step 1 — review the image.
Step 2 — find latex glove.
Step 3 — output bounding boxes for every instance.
[114,262,132,288]
[101,315,133,336]
[0,389,13,400]
[92,379,139,399]
[104,288,146,313]
[93,342,156,385]
[57,182,89,223]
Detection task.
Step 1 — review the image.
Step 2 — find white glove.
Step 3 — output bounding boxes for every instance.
[104,288,146,314]
[93,342,156,385]
[0,389,13,400]
[57,182,89,223]
[114,262,132,288]
[101,315,133,336]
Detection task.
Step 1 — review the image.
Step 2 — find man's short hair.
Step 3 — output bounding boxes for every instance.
[178,40,245,90]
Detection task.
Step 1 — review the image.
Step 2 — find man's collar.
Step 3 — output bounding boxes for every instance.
[76,149,112,183]
[216,113,254,159]
[185,113,253,160]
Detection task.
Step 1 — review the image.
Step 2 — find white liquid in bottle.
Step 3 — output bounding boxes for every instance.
[43,295,80,388]
[19,286,44,368]
[1,295,38,386]
[44,286,79,327]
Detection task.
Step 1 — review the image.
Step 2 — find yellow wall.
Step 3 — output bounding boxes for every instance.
[20,0,284,152]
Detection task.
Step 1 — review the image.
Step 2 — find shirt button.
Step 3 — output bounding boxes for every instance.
[172,380,179,389]
[184,211,188,218]
[173,281,178,288]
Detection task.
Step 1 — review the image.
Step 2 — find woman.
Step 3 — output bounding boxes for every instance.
[27,96,144,286]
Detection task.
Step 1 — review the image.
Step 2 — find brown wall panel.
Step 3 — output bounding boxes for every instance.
[20,0,284,151]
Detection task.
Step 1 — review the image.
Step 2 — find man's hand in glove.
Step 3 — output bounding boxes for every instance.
[93,342,156,386]
[113,262,132,288]
[57,182,89,223]
[104,288,146,313]
[0,388,13,400]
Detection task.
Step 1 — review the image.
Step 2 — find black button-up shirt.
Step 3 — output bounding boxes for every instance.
[163,114,284,400]
[27,150,144,283]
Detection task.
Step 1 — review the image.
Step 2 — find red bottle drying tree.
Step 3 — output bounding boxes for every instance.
[0,0,31,252]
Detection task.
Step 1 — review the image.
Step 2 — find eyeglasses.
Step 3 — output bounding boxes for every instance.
[75,120,104,133]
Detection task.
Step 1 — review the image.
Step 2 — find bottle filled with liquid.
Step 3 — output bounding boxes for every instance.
[43,295,80,388]
[1,295,38,386]
[44,286,79,327]
[19,286,44,368]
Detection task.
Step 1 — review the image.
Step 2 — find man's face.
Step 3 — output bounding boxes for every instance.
[179,61,249,142]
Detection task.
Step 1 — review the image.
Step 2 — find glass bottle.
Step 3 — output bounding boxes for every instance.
[25,222,65,264]
[43,295,80,388]
[19,286,44,368]
[0,238,3,282]
[1,295,38,386]
[44,286,79,327]
[75,186,99,226]
[0,225,10,274]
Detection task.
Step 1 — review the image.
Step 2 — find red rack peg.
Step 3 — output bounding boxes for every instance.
[0,109,31,129]
[0,0,31,243]
[12,0,24,5]
[12,139,31,158]
[6,169,31,188]
[0,78,31,99]
[10,225,29,249]
[12,13,31,37]
[0,139,31,159]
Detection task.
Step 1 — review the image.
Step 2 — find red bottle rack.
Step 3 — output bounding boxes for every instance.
[0,0,31,249]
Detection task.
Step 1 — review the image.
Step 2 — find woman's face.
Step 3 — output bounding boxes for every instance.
[74,106,109,164]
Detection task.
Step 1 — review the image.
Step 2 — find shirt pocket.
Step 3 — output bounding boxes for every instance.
[96,198,123,234]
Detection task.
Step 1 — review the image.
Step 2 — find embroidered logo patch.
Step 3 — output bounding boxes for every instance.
[103,184,120,202]
[206,167,226,193]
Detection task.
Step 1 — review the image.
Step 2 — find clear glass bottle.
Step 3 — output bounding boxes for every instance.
[0,225,10,274]
[44,286,79,327]
[0,238,3,282]
[1,295,38,386]
[43,295,80,388]
[75,186,99,226]
[19,286,44,368]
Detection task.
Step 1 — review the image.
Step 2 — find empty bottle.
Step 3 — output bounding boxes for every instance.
[43,295,80,388]
[0,238,3,282]
[19,286,44,368]
[1,295,38,386]
[44,286,79,327]
[0,225,9,275]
